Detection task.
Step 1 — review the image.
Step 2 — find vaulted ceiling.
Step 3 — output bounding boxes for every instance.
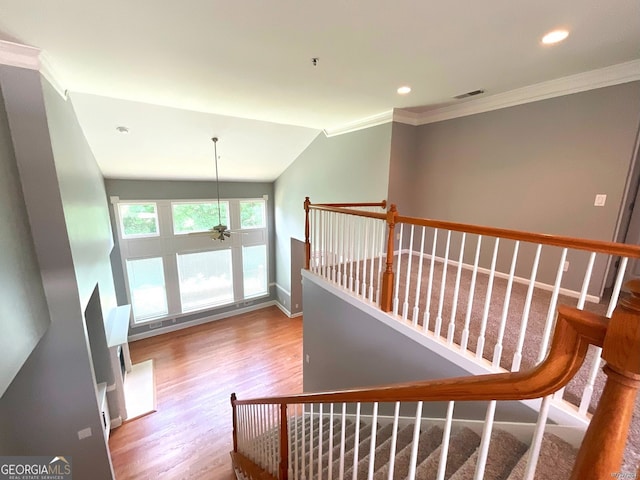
[0,0,638,181]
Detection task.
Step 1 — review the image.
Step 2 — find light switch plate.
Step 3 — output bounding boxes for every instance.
[78,427,92,440]
[594,194,607,207]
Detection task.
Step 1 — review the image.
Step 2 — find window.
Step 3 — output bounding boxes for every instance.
[126,257,168,320]
[118,203,159,238]
[243,245,268,298]
[177,250,234,311]
[172,201,229,234]
[114,197,269,324]
[240,200,266,229]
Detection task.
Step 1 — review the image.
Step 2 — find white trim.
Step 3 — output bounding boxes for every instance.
[0,40,40,70]
[398,248,600,304]
[39,53,67,99]
[323,110,393,137]
[274,300,303,318]
[275,283,291,297]
[394,60,640,126]
[128,301,276,341]
[302,269,589,428]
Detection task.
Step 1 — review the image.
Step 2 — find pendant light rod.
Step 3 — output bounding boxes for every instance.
[212,137,222,224]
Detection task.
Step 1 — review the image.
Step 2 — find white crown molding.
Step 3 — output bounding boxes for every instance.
[324,110,393,137]
[39,53,68,99]
[395,59,640,126]
[0,40,40,70]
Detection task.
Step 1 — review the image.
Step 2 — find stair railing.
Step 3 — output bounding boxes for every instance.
[231,284,640,479]
[303,198,640,420]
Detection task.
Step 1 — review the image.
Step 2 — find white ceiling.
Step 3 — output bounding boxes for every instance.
[0,0,639,180]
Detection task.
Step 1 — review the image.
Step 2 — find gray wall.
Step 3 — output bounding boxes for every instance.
[388,82,640,295]
[0,68,115,478]
[303,275,537,422]
[104,178,276,336]
[0,76,50,397]
[274,124,392,313]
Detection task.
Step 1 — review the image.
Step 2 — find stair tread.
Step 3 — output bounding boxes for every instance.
[505,432,578,480]
[412,427,480,480]
[374,425,444,480]
[344,423,395,479]
[449,429,528,480]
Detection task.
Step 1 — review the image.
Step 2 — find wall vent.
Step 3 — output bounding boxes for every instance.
[149,321,163,329]
[454,89,485,100]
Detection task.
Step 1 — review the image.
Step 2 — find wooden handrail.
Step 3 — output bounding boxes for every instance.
[308,204,387,220]
[395,214,640,258]
[570,279,640,479]
[232,305,607,405]
[312,200,387,208]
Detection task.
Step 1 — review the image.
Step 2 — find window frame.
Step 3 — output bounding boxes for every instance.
[112,196,269,326]
[117,202,160,239]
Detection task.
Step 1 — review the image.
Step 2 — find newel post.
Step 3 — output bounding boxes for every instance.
[279,403,289,480]
[570,280,640,479]
[230,393,238,453]
[380,204,398,312]
[304,197,311,270]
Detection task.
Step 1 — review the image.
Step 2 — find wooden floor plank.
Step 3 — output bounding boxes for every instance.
[109,306,303,480]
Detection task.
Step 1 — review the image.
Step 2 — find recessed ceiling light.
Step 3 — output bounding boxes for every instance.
[542,29,569,45]
[397,86,411,95]
[115,126,130,134]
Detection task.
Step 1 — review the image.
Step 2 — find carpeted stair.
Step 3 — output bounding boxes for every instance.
[272,416,579,480]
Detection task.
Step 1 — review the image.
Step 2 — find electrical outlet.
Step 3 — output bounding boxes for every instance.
[295,303,299,309]
[563,261,570,272]
[305,354,310,363]
[594,194,607,207]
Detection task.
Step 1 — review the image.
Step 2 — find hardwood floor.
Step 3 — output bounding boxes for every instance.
[109,306,303,480]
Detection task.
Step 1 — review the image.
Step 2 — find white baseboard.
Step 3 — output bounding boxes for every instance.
[275,301,303,318]
[128,301,276,342]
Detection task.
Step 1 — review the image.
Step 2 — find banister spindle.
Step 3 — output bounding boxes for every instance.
[537,248,568,363]
[380,204,397,312]
[231,393,238,452]
[423,228,438,332]
[461,235,482,351]
[412,227,427,327]
[571,280,640,479]
[435,230,452,338]
[393,223,404,315]
[304,197,311,270]
[492,240,519,368]
[447,232,466,344]
[402,225,415,320]
[477,237,500,360]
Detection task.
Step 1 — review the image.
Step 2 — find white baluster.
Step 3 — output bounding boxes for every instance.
[328,403,334,480]
[423,228,438,332]
[318,403,324,480]
[294,405,299,480]
[493,241,520,368]
[375,220,385,305]
[579,256,627,415]
[362,218,369,298]
[309,403,314,480]
[348,216,355,291]
[367,402,379,480]
[393,224,404,315]
[337,214,344,287]
[473,401,496,480]
[435,230,452,338]
[402,225,415,320]
[412,227,427,326]
[537,248,568,363]
[302,404,307,480]
[555,251,596,400]
[477,238,500,360]
[447,232,467,344]
[407,401,423,480]
[523,396,551,480]
[339,403,347,480]
[512,244,542,372]
[322,211,328,279]
[343,214,350,288]
[368,220,378,301]
[327,212,333,282]
[461,235,482,351]
[386,402,401,480]
[351,403,362,480]
[355,217,361,296]
[436,401,455,480]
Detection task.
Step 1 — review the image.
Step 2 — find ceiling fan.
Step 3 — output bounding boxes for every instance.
[190,137,241,241]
